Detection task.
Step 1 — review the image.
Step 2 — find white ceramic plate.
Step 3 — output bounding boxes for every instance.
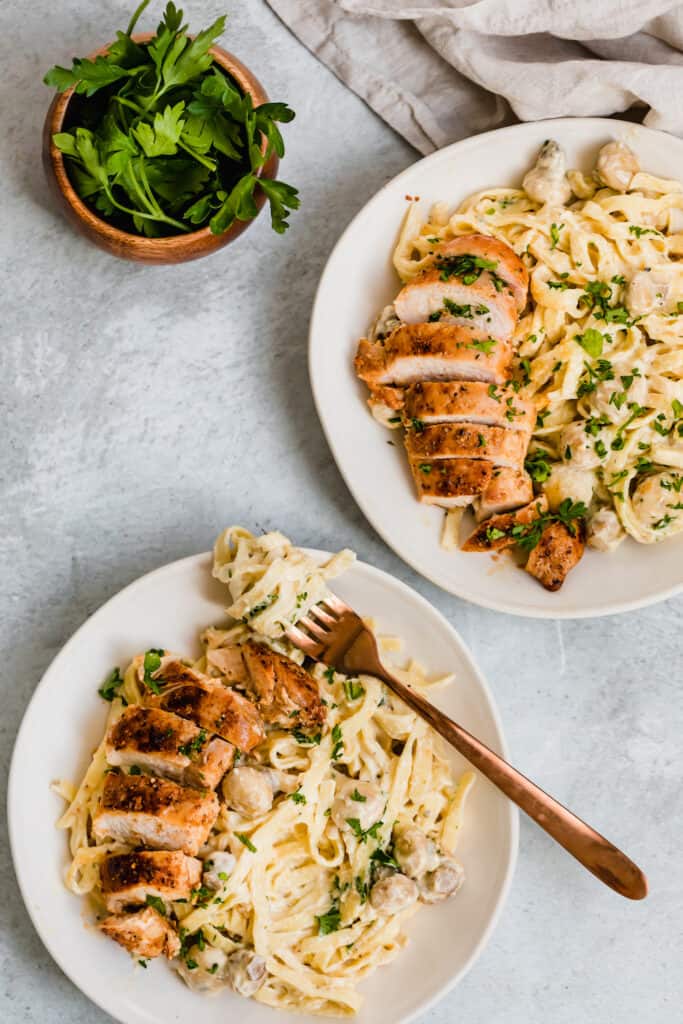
[309,117,683,618]
[8,551,516,1024]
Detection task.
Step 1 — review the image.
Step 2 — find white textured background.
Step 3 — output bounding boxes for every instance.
[1,3,681,1023]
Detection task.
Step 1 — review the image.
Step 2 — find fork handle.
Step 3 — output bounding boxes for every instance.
[376,667,647,900]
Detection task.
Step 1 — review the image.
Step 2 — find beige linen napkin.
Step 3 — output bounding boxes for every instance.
[266,0,683,153]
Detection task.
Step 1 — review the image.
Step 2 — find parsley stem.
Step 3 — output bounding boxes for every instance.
[126,0,152,37]
[176,138,217,171]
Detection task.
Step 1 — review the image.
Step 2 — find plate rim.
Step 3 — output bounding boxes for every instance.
[308,115,683,619]
[8,549,518,1024]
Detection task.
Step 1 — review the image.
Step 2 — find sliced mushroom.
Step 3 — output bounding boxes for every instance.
[522,140,572,206]
[632,472,683,535]
[627,271,672,317]
[369,873,418,915]
[596,141,639,192]
[393,827,439,879]
[419,859,465,904]
[222,766,274,818]
[225,949,267,997]
[543,464,595,510]
[559,421,607,471]
[587,508,626,552]
[203,850,236,891]
[331,779,384,834]
[177,945,229,992]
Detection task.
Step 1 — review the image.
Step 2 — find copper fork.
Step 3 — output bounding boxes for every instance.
[286,593,647,900]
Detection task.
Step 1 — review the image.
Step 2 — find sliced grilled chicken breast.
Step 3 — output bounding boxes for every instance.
[428,234,529,313]
[405,422,528,470]
[355,324,512,387]
[410,458,493,507]
[241,641,326,728]
[93,772,219,856]
[474,468,534,521]
[403,380,534,433]
[394,269,517,340]
[525,520,585,591]
[462,496,549,552]
[100,906,180,960]
[106,706,234,790]
[148,660,265,753]
[100,850,202,913]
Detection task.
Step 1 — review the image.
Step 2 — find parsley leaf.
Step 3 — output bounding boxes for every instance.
[99,667,123,701]
[316,905,341,935]
[235,832,257,853]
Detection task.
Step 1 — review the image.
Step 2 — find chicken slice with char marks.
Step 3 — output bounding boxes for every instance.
[525,520,585,591]
[474,468,534,521]
[410,458,493,508]
[99,906,180,960]
[92,772,219,856]
[405,422,527,470]
[147,660,265,753]
[100,850,202,913]
[403,380,534,433]
[394,268,517,340]
[462,496,549,552]
[355,324,512,388]
[106,705,234,790]
[427,234,529,312]
[240,640,326,728]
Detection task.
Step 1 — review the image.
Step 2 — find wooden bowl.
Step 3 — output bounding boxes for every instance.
[42,38,278,264]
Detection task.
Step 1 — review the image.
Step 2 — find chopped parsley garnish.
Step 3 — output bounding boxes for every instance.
[343,679,365,701]
[295,591,308,608]
[323,666,336,684]
[346,817,383,844]
[289,788,307,805]
[350,788,367,802]
[145,894,166,916]
[142,649,165,694]
[487,384,501,402]
[575,328,606,358]
[370,847,400,871]
[485,526,507,543]
[99,667,123,702]
[441,298,490,319]
[548,274,572,290]
[525,449,552,483]
[190,885,213,907]
[579,279,639,325]
[428,310,442,322]
[355,876,368,904]
[129,765,142,775]
[550,222,563,249]
[418,463,432,474]
[564,444,573,461]
[628,225,661,239]
[661,474,683,493]
[235,832,257,852]
[410,417,425,433]
[511,499,587,552]
[331,724,344,761]
[293,729,322,746]
[434,252,500,287]
[611,274,626,286]
[467,338,497,355]
[654,514,675,530]
[477,433,487,448]
[243,593,277,622]
[577,358,614,398]
[178,728,207,757]
[316,904,341,935]
[185,959,199,970]
[594,439,608,459]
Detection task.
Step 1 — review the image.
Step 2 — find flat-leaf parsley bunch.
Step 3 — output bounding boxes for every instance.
[44,0,299,237]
